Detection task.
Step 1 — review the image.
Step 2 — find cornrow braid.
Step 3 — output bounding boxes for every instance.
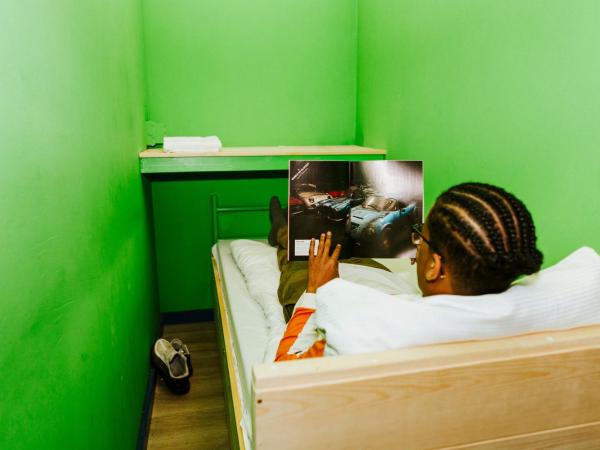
[427,182,543,295]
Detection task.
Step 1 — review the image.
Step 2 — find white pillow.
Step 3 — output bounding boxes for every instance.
[316,247,600,356]
[230,240,287,362]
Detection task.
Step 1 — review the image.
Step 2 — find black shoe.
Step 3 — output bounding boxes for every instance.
[171,338,193,377]
[268,196,287,246]
[152,339,190,395]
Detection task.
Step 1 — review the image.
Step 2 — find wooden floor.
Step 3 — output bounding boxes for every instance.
[147,322,230,450]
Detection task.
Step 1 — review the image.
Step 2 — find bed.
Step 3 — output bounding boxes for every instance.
[212,238,600,450]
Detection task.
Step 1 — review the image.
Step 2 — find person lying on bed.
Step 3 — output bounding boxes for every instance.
[270,182,544,361]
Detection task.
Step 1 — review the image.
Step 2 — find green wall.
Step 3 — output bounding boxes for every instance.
[152,175,288,312]
[2,4,597,445]
[0,1,158,449]
[357,0,600,265]
[143,0,357,145]
[144,0,358,312]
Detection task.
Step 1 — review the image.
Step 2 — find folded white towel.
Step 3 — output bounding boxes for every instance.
[163,136,222,152]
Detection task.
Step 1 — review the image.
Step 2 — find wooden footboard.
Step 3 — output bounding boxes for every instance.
[253,326,600,450]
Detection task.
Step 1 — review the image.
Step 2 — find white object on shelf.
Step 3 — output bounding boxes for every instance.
[163,136,222,152]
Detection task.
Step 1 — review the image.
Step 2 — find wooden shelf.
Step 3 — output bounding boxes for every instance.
[139,146,386,174]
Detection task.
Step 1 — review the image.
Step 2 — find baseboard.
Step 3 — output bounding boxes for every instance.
[136,366,158,450]
[136,314,163,450]
[162,309,214,324]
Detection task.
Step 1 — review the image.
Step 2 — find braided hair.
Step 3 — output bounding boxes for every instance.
[427,182,543,295]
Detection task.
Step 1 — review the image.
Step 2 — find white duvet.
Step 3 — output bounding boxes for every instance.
[231,240,600,358]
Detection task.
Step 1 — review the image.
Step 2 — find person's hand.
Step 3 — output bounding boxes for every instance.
[306,231,341,293]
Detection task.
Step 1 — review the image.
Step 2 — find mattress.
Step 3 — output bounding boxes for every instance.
[212,240,268,448]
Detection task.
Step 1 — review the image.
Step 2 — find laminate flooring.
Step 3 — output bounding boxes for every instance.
[147,322,230,450]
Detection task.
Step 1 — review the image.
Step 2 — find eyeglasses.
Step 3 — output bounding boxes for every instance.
[411,223,442,257]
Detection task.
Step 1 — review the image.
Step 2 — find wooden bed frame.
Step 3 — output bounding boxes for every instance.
[211,255,246,450]
[212,257,600,450]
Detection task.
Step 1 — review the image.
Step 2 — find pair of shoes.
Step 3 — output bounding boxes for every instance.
[151,338,191,395]
[268,196,288,246]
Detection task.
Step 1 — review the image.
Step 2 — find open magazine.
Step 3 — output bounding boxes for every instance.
[288,160,424,260]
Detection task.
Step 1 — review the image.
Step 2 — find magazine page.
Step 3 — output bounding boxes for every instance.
[288,160,351,260]
[348,160,423,258]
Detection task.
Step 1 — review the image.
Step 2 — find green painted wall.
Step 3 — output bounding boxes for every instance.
[144,0,358,312]
[143,0,357,145]
[357,0,600,265]
[152,175,288,312]
[0,1,158,449]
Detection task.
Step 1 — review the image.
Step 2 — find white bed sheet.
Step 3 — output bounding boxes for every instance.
[213,240,268,449]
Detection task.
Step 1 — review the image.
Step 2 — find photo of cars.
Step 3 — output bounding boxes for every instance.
[287,160,423,260]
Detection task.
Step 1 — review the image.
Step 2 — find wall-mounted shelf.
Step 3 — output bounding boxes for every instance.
[139,146,386,174]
